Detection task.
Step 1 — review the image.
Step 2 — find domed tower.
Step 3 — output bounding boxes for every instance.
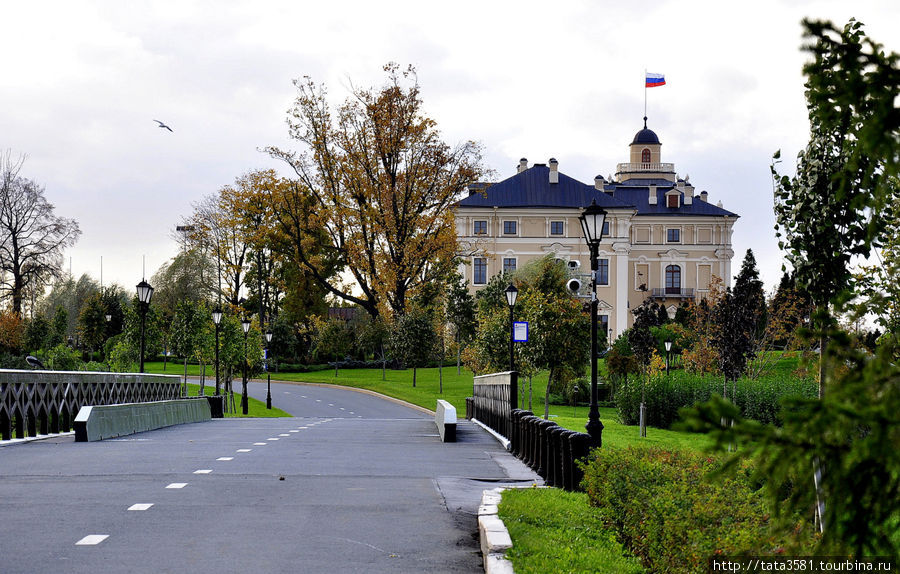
[615,117,676,183]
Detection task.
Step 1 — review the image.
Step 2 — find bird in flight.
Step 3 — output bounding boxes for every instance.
[153,119,173,132]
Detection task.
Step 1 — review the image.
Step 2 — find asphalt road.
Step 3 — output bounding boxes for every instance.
[0,380,540,574]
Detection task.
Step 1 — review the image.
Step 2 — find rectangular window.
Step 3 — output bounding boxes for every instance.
[473,220,487,235]
[667,228,680,242]
[503,258,517,273]
[602,221,610,237]
[473,258,487,285]
[550,221,564,236]
[503,220,517,235]
[597,259,609,285]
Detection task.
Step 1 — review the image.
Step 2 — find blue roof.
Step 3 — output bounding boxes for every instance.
[456,164,739,218]
[456,164,631,209]
[610,184,739,217]
[632,127,661,145]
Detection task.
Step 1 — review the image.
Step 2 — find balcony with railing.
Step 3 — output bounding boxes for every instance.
[615,162,675,175]
[651,287,695,299]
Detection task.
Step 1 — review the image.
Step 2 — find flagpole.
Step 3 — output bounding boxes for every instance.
[644,68,647,120]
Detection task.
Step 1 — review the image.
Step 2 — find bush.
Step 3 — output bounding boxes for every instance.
[615,370,817,428]
[40,344,81,371]
[581,446,801,573]
[277,363,333,373]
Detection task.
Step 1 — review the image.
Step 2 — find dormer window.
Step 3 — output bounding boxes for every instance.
[641,148,651,164]
[666,193,680,208]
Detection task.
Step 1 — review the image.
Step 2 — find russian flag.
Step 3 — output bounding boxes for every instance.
[645,73,666,87]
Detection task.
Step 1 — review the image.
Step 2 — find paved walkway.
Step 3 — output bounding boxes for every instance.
[0,381,539,573]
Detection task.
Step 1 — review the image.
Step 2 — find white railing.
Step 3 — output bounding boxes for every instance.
[615,162,675,174]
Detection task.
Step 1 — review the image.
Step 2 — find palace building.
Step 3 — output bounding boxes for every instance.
[454,120,738,338]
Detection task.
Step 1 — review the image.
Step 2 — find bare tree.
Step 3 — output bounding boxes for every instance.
[0,151,81,316]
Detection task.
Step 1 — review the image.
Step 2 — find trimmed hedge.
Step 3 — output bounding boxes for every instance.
[581,446,791,573]
[615,371,816,429]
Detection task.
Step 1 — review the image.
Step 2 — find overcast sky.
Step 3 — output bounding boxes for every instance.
[2,0,897,298]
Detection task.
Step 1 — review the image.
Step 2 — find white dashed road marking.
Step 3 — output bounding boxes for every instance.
[166,483,188,489]
[76,535,109,545]
[253,443,267,446]
[217,457,234,461]
[279,434,290,437]
[128,504,153,511]
[237,449,252,452]
[194,469,212,474]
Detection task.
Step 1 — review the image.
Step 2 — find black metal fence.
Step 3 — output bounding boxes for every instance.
[466,371,595,491]
[508,409,593,491]
[0,370,180,441]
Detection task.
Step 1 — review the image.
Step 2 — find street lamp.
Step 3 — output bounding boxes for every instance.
[664,338,672,377]
[135,279,154,373]
[504,284,518,373]
[212,306,223,399]
[265,329,273,410]
[578,199,607,447]
[104,313,112,371]
[241,316,251,415]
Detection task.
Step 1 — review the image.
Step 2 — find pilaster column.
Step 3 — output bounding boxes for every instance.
[613,242,631,337]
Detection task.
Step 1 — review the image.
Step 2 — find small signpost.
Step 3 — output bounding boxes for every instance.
[513,321,529,342]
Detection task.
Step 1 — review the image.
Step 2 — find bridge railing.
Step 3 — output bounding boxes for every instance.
[0,370,181,441]
[466,371,595,492]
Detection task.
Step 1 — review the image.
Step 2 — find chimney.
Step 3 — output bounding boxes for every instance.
[517,158,528,173]
[684,180,694,205]
[648,184,658,205]
[549,158,559,184]
[700,191,708,202]
[594,175,605,191]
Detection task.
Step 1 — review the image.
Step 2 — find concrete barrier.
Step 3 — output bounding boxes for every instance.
[74,398,212,442]
[435,400,457,442]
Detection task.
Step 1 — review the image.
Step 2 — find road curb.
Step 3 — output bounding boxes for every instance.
[478,487,516,574]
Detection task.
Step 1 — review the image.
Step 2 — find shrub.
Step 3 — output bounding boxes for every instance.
[41,344,81,371]
[615,370,816,428]
[581,446,800,573]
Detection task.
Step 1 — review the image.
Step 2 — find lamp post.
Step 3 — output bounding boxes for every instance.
[241,316,251,415]
[578,199,607,447]
[664,338,672,378]
[135,279,154,373]
[265,329,273,409]
[212,307,223,398]
[504,284,518,372]
[105,313,112,371]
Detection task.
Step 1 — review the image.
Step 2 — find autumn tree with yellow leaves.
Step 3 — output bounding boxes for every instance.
[266,63,486,319]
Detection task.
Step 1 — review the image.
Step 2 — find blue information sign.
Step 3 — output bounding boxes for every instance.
[513,321,529,342]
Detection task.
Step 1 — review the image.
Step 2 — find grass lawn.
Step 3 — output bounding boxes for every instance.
[182,382,291,418]
[499,487,644,574]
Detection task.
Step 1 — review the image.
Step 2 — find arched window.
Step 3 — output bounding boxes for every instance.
[665,265,681,294]
[641,148,651,164]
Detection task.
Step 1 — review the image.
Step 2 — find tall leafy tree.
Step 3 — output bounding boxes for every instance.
[445,270,476,375]
[0,152,81,317]
[266,63,485,319]
[772,19,900,398]
[389,306,437,388]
